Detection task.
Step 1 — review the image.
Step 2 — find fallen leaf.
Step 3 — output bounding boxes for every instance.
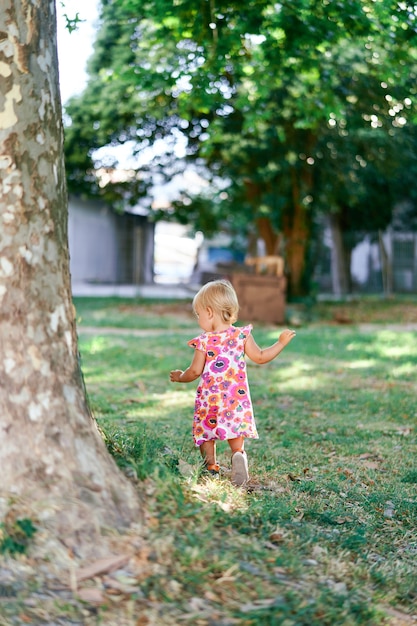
[76,555,131,583]
[76,587,106,605]
[293,511,304,522]
[287,473,301,482]
[204,590,219,602]
[269,528,286,544]
[362,461,381,470]
[334,516,353,524]
[241,599,277,612]
[215,563,239,582]
[337,467,355,478]
[397,427,412,436]
[178,459,195,478]
[188,596,208,612]
[378,605,416,623]
[312,545,327,558]
[273,566,288,577]
[136,380,147,393]
[384,501,395,518]
[102,575,143,595]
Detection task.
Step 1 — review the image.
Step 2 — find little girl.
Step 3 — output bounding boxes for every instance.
[170,279,296,486]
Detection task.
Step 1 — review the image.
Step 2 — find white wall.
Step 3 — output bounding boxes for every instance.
[68,197,118,284]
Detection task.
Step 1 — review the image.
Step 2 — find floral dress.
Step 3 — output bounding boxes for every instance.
[188,324,259,446]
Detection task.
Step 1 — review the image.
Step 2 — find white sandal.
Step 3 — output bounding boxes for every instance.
[231,451,249,486]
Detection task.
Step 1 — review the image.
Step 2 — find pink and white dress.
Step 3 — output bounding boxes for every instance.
[188,324,259,446]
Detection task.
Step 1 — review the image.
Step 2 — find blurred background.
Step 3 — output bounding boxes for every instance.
[57,1,417,301]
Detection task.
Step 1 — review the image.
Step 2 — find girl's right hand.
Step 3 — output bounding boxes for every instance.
[170,369,183,382]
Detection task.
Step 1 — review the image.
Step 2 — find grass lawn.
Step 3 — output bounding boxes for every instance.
[72,296,417,624]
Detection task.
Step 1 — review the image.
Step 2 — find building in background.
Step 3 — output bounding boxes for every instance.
[153,222,200,284]
[68,195,154,288]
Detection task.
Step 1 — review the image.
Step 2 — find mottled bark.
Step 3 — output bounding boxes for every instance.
[0,1,139,555]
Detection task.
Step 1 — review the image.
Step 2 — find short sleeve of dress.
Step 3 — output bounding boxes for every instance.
[239,324,253,341]
[187,334,207,352]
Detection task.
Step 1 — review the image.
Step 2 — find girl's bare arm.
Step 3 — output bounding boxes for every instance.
[170,349,206,382]
[244,329,296,365]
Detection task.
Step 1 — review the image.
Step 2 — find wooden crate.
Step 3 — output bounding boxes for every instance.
[231,273,287,324]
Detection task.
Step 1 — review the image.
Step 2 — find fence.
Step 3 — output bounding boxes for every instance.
[314,230,417,295]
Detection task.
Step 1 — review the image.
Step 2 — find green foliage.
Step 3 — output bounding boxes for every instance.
[59,2,85,33]
[0,518,37,556]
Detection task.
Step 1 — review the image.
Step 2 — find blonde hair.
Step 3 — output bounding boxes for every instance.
[193,279,239,324]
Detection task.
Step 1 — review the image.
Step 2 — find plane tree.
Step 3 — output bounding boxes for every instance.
[0,0,139,561]
[64,0,417,295]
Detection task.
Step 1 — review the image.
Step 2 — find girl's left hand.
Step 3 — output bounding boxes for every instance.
[278,329,296,345]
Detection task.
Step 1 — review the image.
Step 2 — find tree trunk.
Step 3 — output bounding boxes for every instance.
[245,178,310,295]
[256,217,280,255]
[328,213,351,296]
[0,0,139,558]
[244,181,280,255]
[282,169,311,297]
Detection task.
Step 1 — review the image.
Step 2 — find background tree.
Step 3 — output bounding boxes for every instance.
[0,0,139,558]
[64,0,417,296]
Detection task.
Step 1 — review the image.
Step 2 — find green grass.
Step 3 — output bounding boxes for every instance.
[73,296,197,330]
[74,296,417,625]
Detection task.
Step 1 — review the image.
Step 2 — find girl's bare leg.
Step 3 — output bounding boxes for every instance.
[200,440,216,467]
[228,436,245,455]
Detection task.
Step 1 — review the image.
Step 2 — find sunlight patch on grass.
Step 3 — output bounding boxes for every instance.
[190,478,249,513]
[83,335,109,354]
[283,371,332,391]
[381,345,417,358]
[357,419,405,433]
[347,359,377,369]
[82,371,137,386]
[371,330,417,356]
[284,376,316,390]
[160,390,196,409]
[263,360,315,385]
[391,363,417,377]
